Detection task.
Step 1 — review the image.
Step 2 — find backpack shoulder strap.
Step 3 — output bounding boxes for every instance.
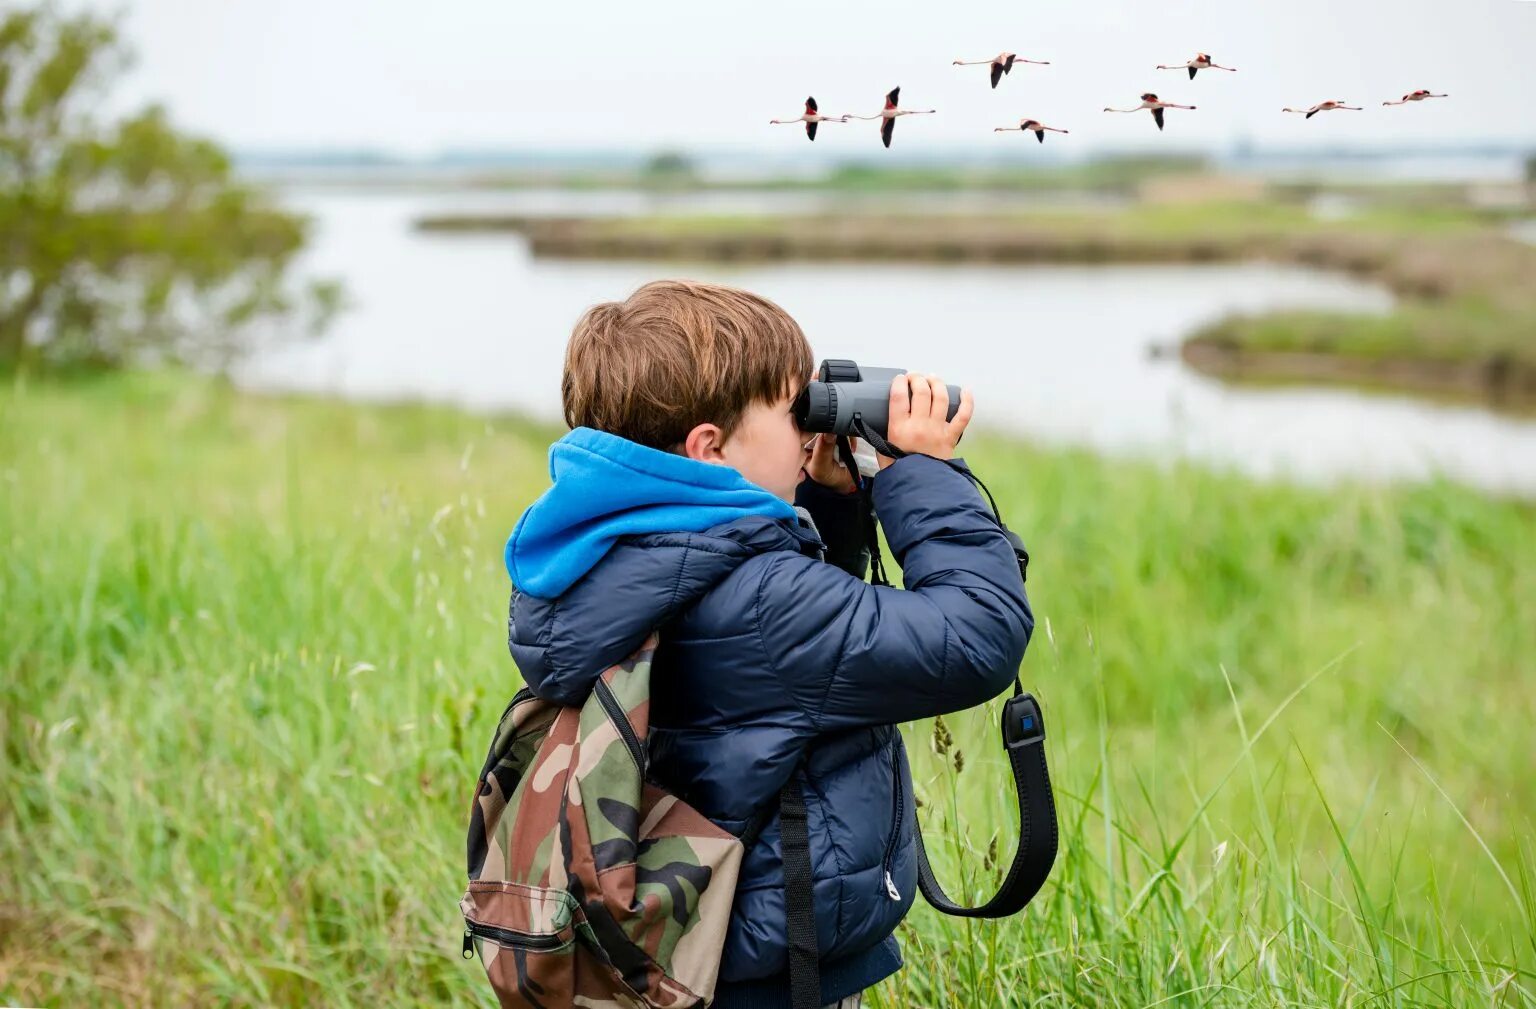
[732,767,822,1009]
[778,768,821,1009]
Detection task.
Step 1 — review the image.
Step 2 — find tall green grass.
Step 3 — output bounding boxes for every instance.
[3,372,1534,1007]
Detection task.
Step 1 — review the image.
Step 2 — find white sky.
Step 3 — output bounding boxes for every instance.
[76,0,1536,157]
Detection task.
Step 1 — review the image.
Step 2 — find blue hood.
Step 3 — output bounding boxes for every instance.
[505,427,799,598]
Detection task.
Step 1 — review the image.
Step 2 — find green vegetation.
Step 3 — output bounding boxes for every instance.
[4,372,1534,1006]
[393,153,1214,196]
[0,7,338,371]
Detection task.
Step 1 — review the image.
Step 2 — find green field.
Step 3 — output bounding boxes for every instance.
[3,372,1535,1007]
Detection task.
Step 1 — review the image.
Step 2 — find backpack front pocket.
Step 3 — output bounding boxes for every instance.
[461,879,587,1009]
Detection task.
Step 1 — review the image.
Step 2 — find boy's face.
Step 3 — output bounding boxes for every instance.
[685,386,813,503]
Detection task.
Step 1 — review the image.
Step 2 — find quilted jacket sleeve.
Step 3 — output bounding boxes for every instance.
[755,453,1032,730]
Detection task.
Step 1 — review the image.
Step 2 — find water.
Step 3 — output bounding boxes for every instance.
[239,190,1536,496]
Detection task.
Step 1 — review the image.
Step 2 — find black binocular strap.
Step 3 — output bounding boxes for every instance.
[753,700,1055,1009]
[835,430,1055,917]
[833,435,890,588]
[913,680,1058,917]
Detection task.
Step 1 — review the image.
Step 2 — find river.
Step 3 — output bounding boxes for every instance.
[238,189,1536,496]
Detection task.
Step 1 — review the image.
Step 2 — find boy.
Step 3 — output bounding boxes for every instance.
[505,280,1032,1008]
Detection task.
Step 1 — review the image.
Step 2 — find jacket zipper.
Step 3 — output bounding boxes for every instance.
[880,734,905,901]
[593,679,648,777]
[462,918,569,959]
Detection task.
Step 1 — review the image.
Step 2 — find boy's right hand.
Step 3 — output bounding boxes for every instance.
[878,373,974,470]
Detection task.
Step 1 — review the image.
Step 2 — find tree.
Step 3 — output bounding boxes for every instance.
[0,6,339,371]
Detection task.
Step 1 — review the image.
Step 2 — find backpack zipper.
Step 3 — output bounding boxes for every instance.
[880,734,905,901]
[593,679,648,777]
[462,918,569,959]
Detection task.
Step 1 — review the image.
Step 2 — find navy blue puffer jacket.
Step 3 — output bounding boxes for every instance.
[505,429,1032,1007]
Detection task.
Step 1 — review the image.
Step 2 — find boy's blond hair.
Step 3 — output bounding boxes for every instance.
[562,280,815,450]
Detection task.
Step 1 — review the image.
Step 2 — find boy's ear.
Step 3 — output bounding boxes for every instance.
[682,422,728,464]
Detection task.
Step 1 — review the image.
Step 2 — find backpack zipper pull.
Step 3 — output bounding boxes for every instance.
[883,869,901,901]
[462,928,476,959]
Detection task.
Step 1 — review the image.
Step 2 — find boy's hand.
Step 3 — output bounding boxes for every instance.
[803,433,859,494]
[879,373,973,470]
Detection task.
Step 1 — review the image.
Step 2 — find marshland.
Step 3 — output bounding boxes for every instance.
[5,3,1536,1007]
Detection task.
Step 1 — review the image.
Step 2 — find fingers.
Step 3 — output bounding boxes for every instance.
[889,373,910,421]
[909,371,931,418]
[926,374,948,420]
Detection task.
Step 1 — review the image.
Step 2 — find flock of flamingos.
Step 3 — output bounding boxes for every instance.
[770,50,1448,147]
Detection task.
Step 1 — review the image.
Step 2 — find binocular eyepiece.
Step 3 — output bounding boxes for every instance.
[792,360,963,439]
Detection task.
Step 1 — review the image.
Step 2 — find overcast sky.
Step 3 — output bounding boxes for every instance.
[72,0,1536,156]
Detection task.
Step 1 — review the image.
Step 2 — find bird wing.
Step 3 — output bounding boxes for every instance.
[881,115,895,148]
[1306,107,1317,119]
[806,97,818,114]
[1004,54,1017,73]
[885,87,900,109]
[1035,129,1045,144]
[1152,106,1165,130]
[990,62,1004,88]
[1188,66,1197,80]
[806,119,818,141]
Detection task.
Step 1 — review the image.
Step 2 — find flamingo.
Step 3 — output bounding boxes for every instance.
[995,118,1069,144]
[1102,93,1195,132]
[1156,52,1237,79]
[1282,100,1363,118]
[952,52,1050,89]
[1383,89,1448,105]
[769,97,848,141]
[845,87,936,148]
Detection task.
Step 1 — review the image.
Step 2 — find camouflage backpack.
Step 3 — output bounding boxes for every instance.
[460,632,753,1008]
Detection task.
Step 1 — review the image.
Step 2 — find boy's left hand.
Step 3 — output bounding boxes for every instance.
[803,433,859,495]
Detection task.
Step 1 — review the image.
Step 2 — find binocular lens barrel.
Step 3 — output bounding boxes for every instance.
[794,360,962,437]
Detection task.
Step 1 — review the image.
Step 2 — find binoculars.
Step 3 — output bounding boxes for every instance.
[792,360,962,439]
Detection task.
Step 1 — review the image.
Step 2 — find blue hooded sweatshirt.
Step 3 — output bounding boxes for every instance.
[502,427,1033,1008]
[506,426,798,595]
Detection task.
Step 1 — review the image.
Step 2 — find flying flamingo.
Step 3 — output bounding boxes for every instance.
[1156,53,1237,79]
[1383,89,1448,105]
[995,118,1069,144]
[1102,93,1195,131]
[769,97,848,141]
[952,52,1050,89]
[1283,100,1363,118]
[845,87,936,148]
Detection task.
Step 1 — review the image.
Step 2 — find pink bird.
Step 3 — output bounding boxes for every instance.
[1283,100,1363,118]
[845,87,937,148]
[995,118,1069,144]
[769,97,849,141]
[1156,52,1237,79]
[952,51,1050,89]
[1102,93,1195,131]
[1383,89,1448,106]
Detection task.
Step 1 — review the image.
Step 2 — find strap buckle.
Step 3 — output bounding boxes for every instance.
[1003,693,1046,749]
